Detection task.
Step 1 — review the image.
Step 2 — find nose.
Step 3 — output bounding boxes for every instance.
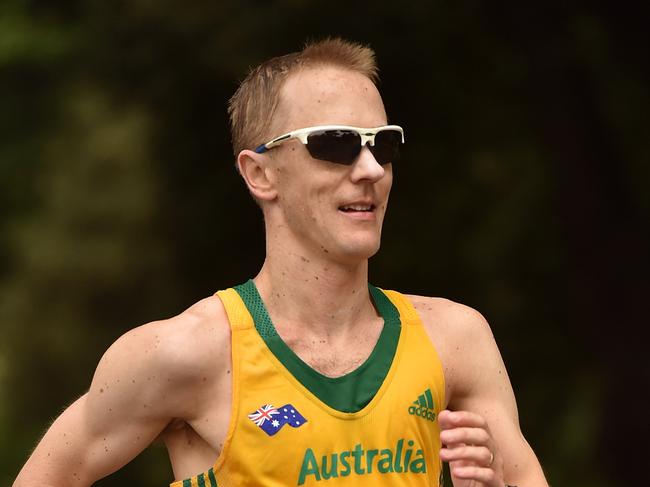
[350,145,386,183]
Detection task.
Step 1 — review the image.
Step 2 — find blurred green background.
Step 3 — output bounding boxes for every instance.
[1,1,648,486]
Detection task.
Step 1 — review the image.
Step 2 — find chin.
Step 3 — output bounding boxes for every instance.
[333,237,382,262]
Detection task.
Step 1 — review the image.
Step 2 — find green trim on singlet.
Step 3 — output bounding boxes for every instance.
[234,279,401,413]
[207,468,217,486]
[181,468,217,487]
[180,468,217,487]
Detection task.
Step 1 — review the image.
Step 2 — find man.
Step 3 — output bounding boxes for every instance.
[14,38,548,487]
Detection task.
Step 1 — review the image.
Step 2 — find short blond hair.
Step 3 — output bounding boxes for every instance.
[228,38,379,156]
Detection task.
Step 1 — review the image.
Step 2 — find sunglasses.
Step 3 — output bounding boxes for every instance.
[254,125,404,165]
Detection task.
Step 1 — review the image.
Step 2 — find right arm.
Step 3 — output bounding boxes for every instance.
[13,298,226,487]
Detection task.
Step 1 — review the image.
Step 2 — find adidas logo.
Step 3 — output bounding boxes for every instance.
[407,388,436,422]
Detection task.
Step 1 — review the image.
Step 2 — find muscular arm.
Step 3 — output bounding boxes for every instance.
[13,297,228,487]
[410,296,548,487]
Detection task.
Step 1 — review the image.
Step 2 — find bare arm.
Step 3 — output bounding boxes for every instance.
[13,298,226,487]
[13,391,164,487]
[411,296,549,487]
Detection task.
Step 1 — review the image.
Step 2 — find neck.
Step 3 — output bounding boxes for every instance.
[254,242,376,336]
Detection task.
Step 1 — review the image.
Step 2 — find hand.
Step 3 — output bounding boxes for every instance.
[439,410,504,487]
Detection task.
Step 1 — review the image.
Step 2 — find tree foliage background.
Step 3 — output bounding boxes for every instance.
[1,1,648,486]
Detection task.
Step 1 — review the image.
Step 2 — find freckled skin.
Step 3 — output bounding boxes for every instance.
[14,62,547,487]
[257,67,393,266]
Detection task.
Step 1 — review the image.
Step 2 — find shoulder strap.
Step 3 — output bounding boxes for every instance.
[379,289,423,325]
[215,288,254,331]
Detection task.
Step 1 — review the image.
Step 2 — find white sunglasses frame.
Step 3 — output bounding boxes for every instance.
[253,125,405,154]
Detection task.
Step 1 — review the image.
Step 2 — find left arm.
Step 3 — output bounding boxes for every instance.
[411,296,549,487]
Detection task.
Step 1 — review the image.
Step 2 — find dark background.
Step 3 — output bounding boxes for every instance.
[1,1,648,486]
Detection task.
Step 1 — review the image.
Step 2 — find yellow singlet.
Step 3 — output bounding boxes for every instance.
[170,281,445,487]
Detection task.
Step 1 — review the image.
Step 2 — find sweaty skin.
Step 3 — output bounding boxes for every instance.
[14,66,548,487]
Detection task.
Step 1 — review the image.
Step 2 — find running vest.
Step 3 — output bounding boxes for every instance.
[170,281,445,487]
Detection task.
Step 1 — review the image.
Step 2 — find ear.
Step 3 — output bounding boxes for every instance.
[237,149,278,202]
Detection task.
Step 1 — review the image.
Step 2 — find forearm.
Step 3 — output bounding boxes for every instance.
[502,442,549,487]
[440,401,548,487]
[509,463,549,487]
[14,454,91,487]
[13,393,163,487]
[13,397,98,487]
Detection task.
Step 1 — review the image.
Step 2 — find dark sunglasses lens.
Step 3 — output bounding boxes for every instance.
[306,130,361,165]
[369,130,402,164]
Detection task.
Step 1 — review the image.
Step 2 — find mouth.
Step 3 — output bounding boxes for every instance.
[338,203,376,213]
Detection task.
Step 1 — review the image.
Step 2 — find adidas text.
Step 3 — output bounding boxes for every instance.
[408,405,436,422]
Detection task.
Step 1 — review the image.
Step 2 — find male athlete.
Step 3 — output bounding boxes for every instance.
[14,39,549,487]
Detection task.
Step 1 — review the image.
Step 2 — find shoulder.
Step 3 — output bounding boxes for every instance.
[403,294,502,403]
[405,294,493,344]
[103,294,229,375]
[87,294,231,419]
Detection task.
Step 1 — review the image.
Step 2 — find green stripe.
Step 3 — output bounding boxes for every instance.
[234,280,401,413]
[197,473,205,487]
[183,480,191,487]
[207,468,218,487]
[418,394,427,407]
[425,388,434,409]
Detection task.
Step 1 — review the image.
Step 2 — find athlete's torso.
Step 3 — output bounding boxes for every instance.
[170,281,445,487]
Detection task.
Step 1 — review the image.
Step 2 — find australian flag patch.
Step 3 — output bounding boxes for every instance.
[248,403,307,436]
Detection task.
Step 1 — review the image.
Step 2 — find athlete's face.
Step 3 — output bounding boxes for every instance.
[267,66,393,262]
